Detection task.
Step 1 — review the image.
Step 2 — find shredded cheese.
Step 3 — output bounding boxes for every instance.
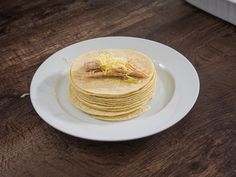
[125,75,139,83]
[96,52,142,83]
[97,52,128,72]
[20,93,30,98]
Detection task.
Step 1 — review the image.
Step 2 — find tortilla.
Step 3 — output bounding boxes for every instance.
[69,49,157,121]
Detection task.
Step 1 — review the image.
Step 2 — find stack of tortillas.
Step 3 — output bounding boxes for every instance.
[69,49,157,121]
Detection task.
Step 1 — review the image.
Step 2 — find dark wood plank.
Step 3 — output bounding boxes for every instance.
[0,0,235,177]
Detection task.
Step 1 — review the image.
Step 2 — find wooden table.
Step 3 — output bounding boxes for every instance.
[1,0,235,176]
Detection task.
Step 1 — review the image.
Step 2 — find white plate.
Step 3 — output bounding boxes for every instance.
[30,37,200,141]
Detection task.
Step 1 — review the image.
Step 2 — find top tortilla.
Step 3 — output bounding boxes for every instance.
[70,49,155,96]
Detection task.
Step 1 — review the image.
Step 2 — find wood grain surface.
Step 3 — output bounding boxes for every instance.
[0,0,236,177]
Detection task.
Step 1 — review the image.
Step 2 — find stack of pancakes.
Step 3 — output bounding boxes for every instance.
[69,49,156,121]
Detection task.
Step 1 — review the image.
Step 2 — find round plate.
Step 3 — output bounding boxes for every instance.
[30,36,200,141]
